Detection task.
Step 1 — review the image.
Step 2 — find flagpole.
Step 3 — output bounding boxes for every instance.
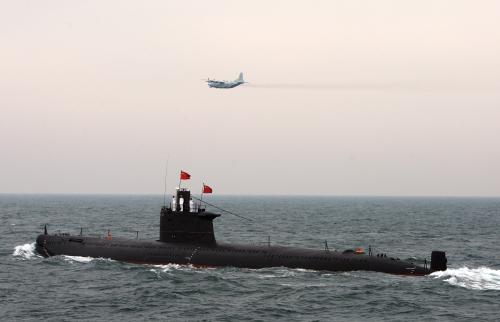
[200,183,205,210]
[163,158,169,207]
[176,171,182,212]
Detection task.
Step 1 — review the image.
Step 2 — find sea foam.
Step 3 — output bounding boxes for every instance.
[12,243,38,260]
[63,256,94,263]
[431,266,500,290]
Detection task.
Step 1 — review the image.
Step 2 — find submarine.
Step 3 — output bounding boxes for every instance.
[35,179,447,276]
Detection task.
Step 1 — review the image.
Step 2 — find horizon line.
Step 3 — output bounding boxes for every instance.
[1,192,499,198]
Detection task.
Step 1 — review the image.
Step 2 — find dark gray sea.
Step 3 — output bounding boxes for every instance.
[2,195,500,321]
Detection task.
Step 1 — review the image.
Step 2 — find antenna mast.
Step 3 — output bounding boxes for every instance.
[163,158,169,207]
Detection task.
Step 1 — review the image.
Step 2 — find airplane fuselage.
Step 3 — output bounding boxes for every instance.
[206,72,245,88]
[207,81,244,89]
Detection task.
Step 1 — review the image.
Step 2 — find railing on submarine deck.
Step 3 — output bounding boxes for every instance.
[161,203,207,213]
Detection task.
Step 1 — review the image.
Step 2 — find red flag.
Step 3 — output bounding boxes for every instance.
[203,184,213,194]
[180,170,191,180]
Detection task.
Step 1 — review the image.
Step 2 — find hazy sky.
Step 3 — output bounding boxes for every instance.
[1,0,500,196]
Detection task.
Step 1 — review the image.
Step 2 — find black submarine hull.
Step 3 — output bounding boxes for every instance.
[35,234,433,276]
[35,187,447,275]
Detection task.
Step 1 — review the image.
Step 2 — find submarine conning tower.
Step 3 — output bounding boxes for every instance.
[160,188,220,244]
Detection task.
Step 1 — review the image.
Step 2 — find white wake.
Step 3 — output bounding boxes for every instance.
[431,267,500,290]
[62,256,115,264]
[63,256,94,263]
[12,243,39,260]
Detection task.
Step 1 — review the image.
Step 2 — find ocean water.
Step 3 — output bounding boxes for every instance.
[1,195,500,321]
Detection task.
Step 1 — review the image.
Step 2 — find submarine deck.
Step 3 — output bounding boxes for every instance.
[36,234,430,276]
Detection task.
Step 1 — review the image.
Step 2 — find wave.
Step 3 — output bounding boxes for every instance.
[63,256,95,263]
[150,263,216,274]
[62,255,116,264]
[152,263,185,272]
[12,243,39,260]
[12,243,113,264]
[431,267,500,290]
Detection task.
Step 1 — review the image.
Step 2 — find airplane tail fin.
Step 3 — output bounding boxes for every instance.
[236,72,244,83]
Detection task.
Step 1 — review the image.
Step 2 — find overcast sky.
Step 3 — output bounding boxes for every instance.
[1,0,500,196]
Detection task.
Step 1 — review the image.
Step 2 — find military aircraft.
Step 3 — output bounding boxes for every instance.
[205,72,245,89]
